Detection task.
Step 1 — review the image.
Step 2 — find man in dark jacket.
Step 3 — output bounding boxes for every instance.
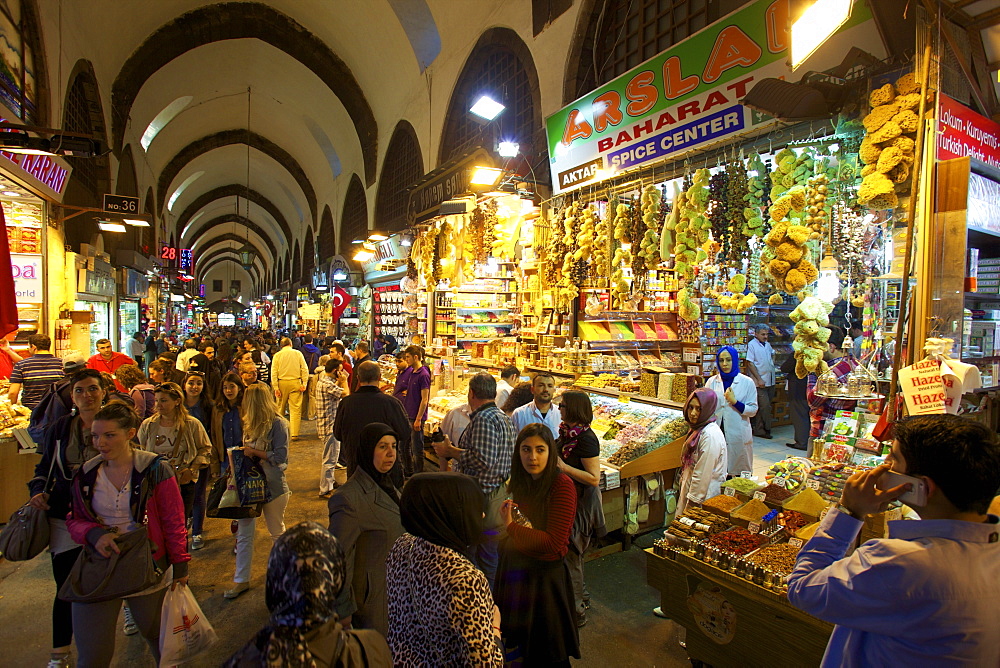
[332,361,411,482]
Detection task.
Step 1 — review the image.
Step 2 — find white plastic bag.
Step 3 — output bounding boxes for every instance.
[159,584,218,667]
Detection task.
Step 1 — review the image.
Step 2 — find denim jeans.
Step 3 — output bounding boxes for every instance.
[190,472,210,536]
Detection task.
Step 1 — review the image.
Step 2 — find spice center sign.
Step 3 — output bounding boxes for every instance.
[544,0,879,194]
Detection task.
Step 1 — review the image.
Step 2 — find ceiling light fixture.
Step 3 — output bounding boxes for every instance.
[470,166,503,186]
[497,141,519,158]
[469,95,505,121]
[238,87,258,273]
[367,231,389,241]
[1,190,20,197]
[97,220,127,233]
[790,0,852,70]
[123,217,150,227]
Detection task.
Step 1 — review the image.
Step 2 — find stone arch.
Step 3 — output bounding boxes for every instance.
[196,232,273,268]
[437,28,542,170]
[199,244,267,276]
[200,256,261,287]
[156,130,317,220]
[319,205,335,262]
[186,214,279,256]
[174,185,293,245]
[374,120,423,234]
[338,174,368,254]
[110,2,378,184]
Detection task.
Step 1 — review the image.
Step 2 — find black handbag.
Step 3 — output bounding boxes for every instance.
[0,448,57,561]
[206,475,261,519]
[58,525,165,603]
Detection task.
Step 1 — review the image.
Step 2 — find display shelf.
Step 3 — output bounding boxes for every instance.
[456,307,512,311]
[525,364,577,378]
[965,292,1000,302]
[576,385,685,410]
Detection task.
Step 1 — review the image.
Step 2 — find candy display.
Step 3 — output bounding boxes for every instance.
[808,463,863,503]
[706,527,767,556]
[588,394,686,466]
[745,544,800,575]
[765,458,811,491]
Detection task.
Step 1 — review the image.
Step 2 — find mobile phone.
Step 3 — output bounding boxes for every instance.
[877,470,928,507]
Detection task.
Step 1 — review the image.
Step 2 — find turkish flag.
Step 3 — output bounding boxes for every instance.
[0,208,18,337]
[331,286,351,321]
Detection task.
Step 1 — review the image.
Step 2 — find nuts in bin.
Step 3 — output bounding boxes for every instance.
[746,543,800,575]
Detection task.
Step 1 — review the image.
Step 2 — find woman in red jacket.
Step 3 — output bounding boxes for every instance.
[66,400,190,666]
[496,422,580,666]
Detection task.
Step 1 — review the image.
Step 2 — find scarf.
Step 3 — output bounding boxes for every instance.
[357,422,401,504]
[716,345,740,390]
[400,472,485,559]
[680,387,719,470]
[225,521,346,667]
[558,422,589,460]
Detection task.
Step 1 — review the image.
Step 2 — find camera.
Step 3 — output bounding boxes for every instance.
[430,429,445,443]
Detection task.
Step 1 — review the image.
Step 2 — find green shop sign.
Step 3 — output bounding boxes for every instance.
[545,0,875,193]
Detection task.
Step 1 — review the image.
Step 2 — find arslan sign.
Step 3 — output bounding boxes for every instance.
[545,0,878,193]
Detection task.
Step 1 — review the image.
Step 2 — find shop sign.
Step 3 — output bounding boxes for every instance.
[361,235,408,274]
[545,0,876,193]
[121,268,149,299]
[407,147,491,224]
[937,93,1000,170]
[103,194,140,214]
[10,252,42,302]
[898,358,946,415]
[0,150,70,201]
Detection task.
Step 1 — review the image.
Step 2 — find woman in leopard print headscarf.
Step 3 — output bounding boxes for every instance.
[225,521,391,667]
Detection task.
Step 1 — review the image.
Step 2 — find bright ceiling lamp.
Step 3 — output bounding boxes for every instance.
[816,252,840,301]
[470,95,505,121]
[790,0,852,70]
[367,231,389,241]
[353,242,376,262]
[470,166,503,186]
[97,220,127,233]
[124,217,150,227]
[497,141,519,158]
[167,171,204,211]
[141,96,193,151]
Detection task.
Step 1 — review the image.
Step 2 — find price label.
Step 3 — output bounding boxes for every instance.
[748,522,761,534]
[789,537,804,548]
[820,505,832,520]
[618,393,631,404]
[753,491,766,501]
[808,479,821,491]
[724,487,736,497]
[740,471,753,479]
[772,477,787,488]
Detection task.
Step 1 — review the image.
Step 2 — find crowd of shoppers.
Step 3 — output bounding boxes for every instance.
[12,324,1000,668]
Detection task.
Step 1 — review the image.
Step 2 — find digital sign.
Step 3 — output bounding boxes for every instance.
[160,245,194,271]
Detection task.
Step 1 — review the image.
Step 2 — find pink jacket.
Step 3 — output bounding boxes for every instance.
[67,450,191,579]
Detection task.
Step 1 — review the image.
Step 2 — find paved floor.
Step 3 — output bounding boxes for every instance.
[0,419,797,666]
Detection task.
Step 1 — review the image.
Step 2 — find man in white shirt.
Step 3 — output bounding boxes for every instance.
[745,325,775,439]
[510,372,560,438]
[495,365,519,411]
[440,403,473,445]
[271,336,310,440]
[175,338,199,372]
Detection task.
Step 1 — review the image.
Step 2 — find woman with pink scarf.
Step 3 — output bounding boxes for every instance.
[676,387,728,515]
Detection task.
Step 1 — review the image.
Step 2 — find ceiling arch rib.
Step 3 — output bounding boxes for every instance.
[156,130,317,222]
[195,233,274,271]
[175,185,294,248]
[199,256,261,287]
[185,214,278,256]
[179,196,285,248]
[110,1,379,185]
[198,245,266,277]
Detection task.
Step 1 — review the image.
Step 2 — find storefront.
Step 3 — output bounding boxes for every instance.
[360,233,413,346]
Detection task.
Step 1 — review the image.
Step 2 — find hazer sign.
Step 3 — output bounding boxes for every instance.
[10,252,43,302]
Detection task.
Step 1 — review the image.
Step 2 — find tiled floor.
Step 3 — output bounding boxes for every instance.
[751,423,801,478]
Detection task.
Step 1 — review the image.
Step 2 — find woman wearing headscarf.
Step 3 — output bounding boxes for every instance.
[327,422,404,635]
[386,473,503,667]
[675,387,728,515]
[225,522,391,667]
[705,345,758,476]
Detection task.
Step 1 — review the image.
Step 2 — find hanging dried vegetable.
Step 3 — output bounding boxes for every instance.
[638,185,661,268]
[592,201,611,281]
[742,153,768,237]
[611,201,632,308]
[673,168,711,281]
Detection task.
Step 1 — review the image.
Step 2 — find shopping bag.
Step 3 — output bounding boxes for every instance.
[206,475,261,519]
[159,584,217,667]
[231,448,272,506]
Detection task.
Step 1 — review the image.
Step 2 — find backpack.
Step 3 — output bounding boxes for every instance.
[27,380,73,453]
[303,348,320,372]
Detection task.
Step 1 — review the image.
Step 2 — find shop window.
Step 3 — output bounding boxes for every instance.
[373,121,423,233]
[338,174,368,254]
[566,0,726,103]
[319,205,335,262]
[213,279,222,292]
[0,0,42,123]
[438,29,541,170]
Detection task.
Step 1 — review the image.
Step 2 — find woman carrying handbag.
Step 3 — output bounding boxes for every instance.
[65,400,190,667]
[24,369,107,668]
[226,383,290,600]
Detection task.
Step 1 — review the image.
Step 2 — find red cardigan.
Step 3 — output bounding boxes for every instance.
[507,472,577,561]
[67,451,191,579]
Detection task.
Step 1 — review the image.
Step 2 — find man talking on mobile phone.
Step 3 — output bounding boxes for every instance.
[787,414,1000,667]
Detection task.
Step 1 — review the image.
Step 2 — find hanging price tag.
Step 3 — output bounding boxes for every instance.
[724,487,736,497]
[789,537,804,548]
[748,522,761,534]
[753,491,766,501]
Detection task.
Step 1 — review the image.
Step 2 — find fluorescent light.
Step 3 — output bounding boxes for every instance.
[791,0,852,70]
[497,141,519,157]
[97,221,127,233]
[332,270,348,281]
[470,95,504,120]
[1,190,20,197]
[367,231,389,241]
[124,218,150,227]
[470,166,503,186]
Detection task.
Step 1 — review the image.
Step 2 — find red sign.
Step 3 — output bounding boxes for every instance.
[937,93,1000,169]
[330,287,351,321]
